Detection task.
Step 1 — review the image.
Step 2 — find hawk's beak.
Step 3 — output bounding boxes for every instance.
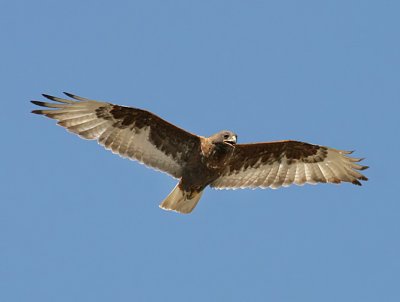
[224,135,237,146]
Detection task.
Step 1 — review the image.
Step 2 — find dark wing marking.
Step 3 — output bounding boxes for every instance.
[31,93,200,178]
[211,140,368,189]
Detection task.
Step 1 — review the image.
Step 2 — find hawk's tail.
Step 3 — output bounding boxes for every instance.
[159,183,204,214]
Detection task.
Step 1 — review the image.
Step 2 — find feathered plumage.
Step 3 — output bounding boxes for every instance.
[32,93,368,214]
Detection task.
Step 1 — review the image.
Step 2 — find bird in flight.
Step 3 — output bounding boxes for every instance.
[32,93,368,214]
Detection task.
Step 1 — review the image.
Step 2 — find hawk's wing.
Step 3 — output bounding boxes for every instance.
[211,140,368,189]
[31,93,200,178]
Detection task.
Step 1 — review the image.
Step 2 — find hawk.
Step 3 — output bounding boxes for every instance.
[31,93,368,214]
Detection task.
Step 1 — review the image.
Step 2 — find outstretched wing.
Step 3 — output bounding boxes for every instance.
[31,93,200,178]
[211,140,368,189]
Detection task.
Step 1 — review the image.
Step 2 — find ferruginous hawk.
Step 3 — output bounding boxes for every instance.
[32,93,368,214]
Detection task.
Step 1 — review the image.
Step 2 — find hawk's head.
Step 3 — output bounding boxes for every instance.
[210,130,237,147]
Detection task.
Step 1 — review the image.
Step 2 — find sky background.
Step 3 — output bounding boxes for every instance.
[1,1,399,301]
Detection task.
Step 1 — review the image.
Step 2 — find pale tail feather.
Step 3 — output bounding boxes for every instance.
[159,184,204,214]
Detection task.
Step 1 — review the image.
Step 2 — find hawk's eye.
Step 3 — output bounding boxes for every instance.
[224,134,230,139]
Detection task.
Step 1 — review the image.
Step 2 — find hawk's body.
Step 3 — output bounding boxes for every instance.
[32,93,368,214]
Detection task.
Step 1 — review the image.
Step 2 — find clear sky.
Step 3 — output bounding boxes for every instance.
[2,1,399,301]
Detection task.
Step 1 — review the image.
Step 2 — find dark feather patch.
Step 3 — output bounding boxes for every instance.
[31,109,44,115]
[228,141,326,172]
[31,101,47,107]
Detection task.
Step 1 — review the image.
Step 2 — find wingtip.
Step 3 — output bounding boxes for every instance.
[351,174,368,186]
[63,92,74,98]
[41,93,53,100]
[31,100,46,107]
[31,109,44,115]
[62,92,90,102]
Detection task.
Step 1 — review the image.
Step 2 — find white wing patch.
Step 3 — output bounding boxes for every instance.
[101,126,182,177]
[211,148,367,190]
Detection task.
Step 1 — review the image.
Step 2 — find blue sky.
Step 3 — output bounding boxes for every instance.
[2,1,399,301]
